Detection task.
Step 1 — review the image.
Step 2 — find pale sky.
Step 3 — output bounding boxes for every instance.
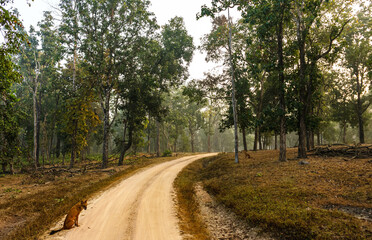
[10,0,241,81]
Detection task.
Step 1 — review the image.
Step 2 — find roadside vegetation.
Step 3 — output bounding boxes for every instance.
[176,148,371,240]
[0,154,185,240]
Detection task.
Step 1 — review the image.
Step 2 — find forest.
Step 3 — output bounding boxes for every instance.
[1,0,371,173]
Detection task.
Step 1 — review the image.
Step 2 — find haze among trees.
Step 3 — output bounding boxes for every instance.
[1,0,371,172]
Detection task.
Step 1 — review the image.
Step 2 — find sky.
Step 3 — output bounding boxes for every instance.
[10,0,241,81]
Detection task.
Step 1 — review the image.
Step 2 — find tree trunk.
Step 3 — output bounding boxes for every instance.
[277,5,286,162]
[156,120,160,157]
[147,117,151,153]
[310,131,314,150]
[33,81,39,169]
[56,135,61,159]
[242,127,247,151]
[317,131,321,146]
[189,120,195,153]
[101,89,111,169]
[342,122,347,144]
[275,134,278,150]
[69,119,78,169]
[207,133,211,153]
[228,8,239,163]
[258,130,262,150]
[298,114,307,158]
[356,72,365,144]
[253,126,258,151]
[190,132,195,153]
[119,121,133,166]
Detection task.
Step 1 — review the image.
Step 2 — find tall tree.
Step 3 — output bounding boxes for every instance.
[199,0,291,161]
[76,0,157,168]
[0,1,27,172]
[342,7,371,144]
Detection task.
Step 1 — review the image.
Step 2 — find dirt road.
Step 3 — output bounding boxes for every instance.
[45,153,216,240]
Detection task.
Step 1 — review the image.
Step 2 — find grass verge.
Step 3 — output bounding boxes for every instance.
[0,154,185,240]
[176,149,371,240]
[174,159,210,240]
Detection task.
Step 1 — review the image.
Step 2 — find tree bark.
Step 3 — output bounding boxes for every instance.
[342,122,347,144]
[156,120,160,157]
[69,119,78,169]
[147,117,151,153]
[253,126,258,151]
[101,89,111,169]
[242,127,247,151]
[258,130,262,150]
[356,71,365,144]
[277,4,287,162]
[119,121,133,166]
[228,8,239,163]
[188,120,195,153]
[56,135,61,158]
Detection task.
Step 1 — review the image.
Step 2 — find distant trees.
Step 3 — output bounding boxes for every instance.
[1,0,371,172]
[199,0,370,160]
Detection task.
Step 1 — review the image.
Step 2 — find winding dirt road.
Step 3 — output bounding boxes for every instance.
[45,153,216,240]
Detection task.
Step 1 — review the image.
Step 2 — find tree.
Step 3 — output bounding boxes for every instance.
[76,0,157,168]
[292,0,352,157]
[199,0,291,161]
[153,17,195,157]
[342,7,372,144]
[0,1,28,172]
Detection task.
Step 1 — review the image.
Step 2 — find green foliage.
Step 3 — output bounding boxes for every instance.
[162,149,172,157]
[0,1,28,171]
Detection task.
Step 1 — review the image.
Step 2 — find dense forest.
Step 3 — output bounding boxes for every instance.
[1,0,371,172]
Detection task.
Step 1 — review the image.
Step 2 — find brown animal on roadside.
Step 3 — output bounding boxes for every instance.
[50,200,88,235]
[241,150,251,159]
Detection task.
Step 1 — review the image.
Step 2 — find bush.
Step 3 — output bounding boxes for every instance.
[162,149,172,157]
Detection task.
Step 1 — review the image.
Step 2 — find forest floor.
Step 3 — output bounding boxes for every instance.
[0,153,190,240]
[175,147,372,240]
[2,147,371,240]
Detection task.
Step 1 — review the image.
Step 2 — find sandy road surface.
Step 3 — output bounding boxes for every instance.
[45,153,216,240]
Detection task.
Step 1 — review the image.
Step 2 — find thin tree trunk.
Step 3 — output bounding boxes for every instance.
[317,131,321,146]
[343,122,347,144]
[275,134,278,150]
[69,119,78,169]
[147,117,151,153]
[258,130,262,150]
[228,8,239,163]
[242,127,247,151]
[207,134,211,153]
[277,4,286,162]
[189,120,195,153]
[56,135,61,159]
[356,71,365,144]
[254,126,258,151]
[101,90,111,169]
[33,88,38,168]
[119,121,132,166]
[156,120,160,157]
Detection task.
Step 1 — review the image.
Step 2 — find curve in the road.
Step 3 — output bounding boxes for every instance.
[46,153,216,240]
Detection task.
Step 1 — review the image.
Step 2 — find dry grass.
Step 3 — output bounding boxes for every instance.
[178,148,371,240]
[0,154,186,240]
[174,159,210,240]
